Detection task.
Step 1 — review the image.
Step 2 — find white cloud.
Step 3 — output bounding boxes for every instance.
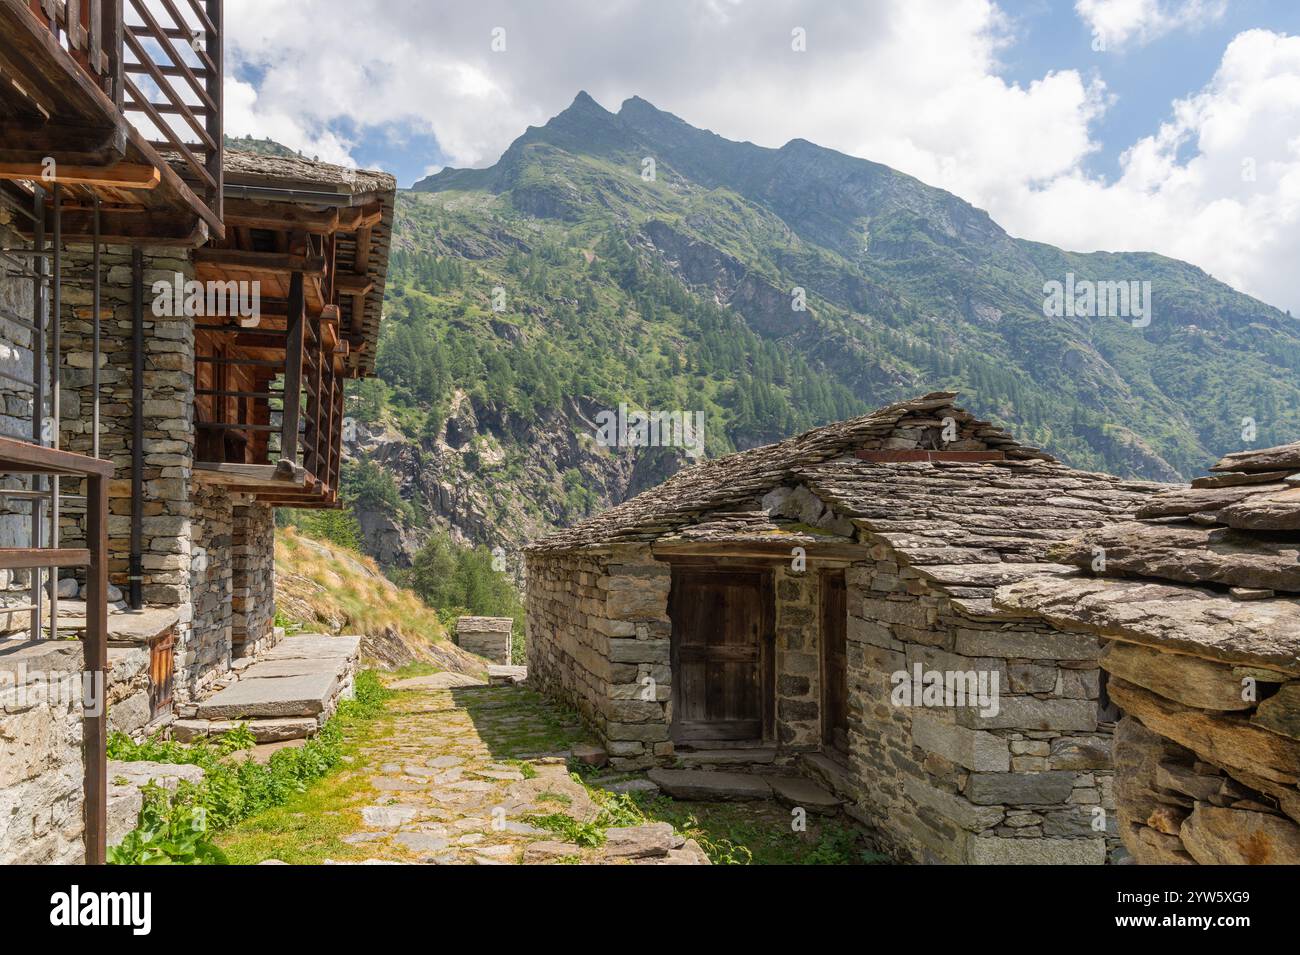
[997,29,1300,316]
[1075,0,1228,50]
[218,1,1300,313]
[223,77,357,165]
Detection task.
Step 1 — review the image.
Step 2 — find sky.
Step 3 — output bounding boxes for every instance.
[222,0,1300,315]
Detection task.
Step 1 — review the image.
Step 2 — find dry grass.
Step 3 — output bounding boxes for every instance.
[275,526,448,644]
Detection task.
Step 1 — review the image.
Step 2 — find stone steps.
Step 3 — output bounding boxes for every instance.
[172,634,359,743]
[674,747,778,768]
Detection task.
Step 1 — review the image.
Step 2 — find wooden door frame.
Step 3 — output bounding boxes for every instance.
[819,567,849,759]
[665,557,776,745]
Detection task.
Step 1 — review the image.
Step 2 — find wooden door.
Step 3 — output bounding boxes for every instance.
[669,566,773,743]
[821,570,849,755]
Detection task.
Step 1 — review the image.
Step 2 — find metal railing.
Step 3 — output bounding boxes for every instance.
[1,178,111,864]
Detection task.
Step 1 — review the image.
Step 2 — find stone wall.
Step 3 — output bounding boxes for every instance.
[843,545,1116,864]
[185,484,232,700]
[454,616,513,665]
[1101,643,1300,864]
[232,502,276,658]
[530,538,1119,864]
[0,641,85,864]
[526,545,673,769]
[774,566,823,749]
[0,220,39,626]
[54,245,264,702]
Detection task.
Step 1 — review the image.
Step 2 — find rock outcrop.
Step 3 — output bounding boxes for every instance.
[998,439,1300,864]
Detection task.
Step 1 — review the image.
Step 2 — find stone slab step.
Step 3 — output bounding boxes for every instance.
[646,768,773,801]
[675,747,777,767]
[765,775,843,815]
[194,671,338,719]
[242,657,345,678]
[262,634,360,661]
[800,751,855,798]
[488,665,526,686]
[173,715,321,743]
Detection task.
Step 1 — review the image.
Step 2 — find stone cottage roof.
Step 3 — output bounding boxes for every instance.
[456,616,514,633]
[220,149,397,377]
[529,392,1163,612]
[998,441,1300,674]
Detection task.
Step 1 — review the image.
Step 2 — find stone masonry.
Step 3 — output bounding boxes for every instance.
[526,544,673,769]
[843,548,1115,865]
[454,616,514,665]
[232,502,276,658]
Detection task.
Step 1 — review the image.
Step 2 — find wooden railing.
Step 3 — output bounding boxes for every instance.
[25,0,223,227]
[0,433,112,865]
[26,0,120,90]
[194,267,346,504]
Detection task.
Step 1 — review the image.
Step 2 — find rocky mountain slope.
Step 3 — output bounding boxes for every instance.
[274,527,486,674]
[342,92,1300,569]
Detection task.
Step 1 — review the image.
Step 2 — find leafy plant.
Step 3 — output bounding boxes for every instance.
[106,782,228,865]
[108,671,390,865]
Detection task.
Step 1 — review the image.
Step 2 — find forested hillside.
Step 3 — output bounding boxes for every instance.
[336,92,1300,569]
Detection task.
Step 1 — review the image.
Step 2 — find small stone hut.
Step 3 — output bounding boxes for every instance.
[526,393,1162,863]
[455,616,514,665]
[1001,440,1300,864]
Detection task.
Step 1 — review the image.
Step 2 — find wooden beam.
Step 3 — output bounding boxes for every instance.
[0,160,159,188]
[193,460,310,488]
[337,204,383,232]
[0,547,93,570]
[334,273,373,295]
[280,270,304,464]
[193,247,326,275]
[0,434,114,477]
[83,471,108,866]
[0,119,126,165]
[10,206,205,244]
[222,198,340,233]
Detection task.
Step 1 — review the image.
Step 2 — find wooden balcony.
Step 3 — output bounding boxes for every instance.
[0,0,224,243]
[192,153,396,509]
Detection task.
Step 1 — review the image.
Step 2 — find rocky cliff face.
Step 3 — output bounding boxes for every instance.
[345,390,692,576]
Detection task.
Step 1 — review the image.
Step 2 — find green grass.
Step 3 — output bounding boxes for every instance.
[215,715,393,865]
[109,672,391,864]
[628,793,887,865]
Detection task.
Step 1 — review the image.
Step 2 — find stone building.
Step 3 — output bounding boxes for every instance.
[526,393,1165,863]
[0,3,393,863]
[455,616,514,665]
[1000,440,1300,864]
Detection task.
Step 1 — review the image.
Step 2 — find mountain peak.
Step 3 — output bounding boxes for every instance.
[555,90,615,121]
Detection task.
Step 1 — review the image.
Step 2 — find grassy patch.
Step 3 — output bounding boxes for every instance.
[275,526,450,644]
[628,793,887,865]
[387,661,443,680]
[109,672,391,864]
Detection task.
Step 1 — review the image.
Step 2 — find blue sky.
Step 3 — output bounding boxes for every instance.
[223,0,1300,313]
[1001,0,1300,179]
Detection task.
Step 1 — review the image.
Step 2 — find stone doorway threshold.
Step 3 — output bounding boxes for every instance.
[646,767,844,815]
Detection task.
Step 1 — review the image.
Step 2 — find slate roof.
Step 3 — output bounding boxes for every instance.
[530,393,1164,613]
[220,149,397,377]
[997,441,1300,672]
